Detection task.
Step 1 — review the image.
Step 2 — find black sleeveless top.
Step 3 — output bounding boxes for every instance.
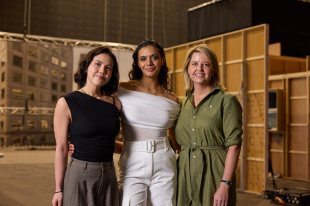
[64,91,120,162]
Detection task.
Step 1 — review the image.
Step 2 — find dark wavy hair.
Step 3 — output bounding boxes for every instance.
[74,46,119,95]
[129,39,170,90]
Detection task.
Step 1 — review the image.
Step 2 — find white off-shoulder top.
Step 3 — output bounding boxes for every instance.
[117,86,180,141]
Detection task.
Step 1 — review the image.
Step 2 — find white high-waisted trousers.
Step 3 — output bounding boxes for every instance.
[119,137,177,206]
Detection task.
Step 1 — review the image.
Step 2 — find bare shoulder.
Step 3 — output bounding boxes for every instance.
[54,97,70,118]
[164,90,179,103]
[55,97,68,109]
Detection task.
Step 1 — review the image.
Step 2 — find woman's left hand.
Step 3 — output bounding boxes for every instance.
[213,183,229,206]
[68,143,74,155]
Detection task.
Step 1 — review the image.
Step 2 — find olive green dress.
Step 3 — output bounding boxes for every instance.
[175,88,243,206]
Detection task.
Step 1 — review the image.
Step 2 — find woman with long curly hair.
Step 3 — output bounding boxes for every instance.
[118,39,180,206]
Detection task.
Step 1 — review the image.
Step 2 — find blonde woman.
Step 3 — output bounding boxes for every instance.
[175,44,243,206]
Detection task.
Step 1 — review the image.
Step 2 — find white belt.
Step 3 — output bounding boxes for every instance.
[124,138,169,153]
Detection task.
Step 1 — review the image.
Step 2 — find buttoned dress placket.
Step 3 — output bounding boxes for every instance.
[189,106,201,202]
[189,94,212,204]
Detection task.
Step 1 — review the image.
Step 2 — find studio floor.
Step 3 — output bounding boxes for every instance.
[0,147,309,206]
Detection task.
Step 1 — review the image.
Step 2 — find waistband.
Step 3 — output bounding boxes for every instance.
[124,137,170,153]
[69,158,114,170]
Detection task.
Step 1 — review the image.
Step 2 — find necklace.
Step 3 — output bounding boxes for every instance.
[80,89,102,99]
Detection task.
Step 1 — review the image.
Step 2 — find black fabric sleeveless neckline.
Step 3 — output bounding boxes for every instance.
[64,91,120,162]
[76,90,118,111]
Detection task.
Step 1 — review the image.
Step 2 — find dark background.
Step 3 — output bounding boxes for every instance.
[188,0,310,57]
[0,0,206,47]
[1,0,310,57]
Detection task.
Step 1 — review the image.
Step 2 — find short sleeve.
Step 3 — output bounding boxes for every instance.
[223,94,243,147]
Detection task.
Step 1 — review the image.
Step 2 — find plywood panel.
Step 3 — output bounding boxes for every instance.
[219,65,223,86]
[165,49,174,72]
[175,72,185,97]
[247,60,265,91]
[289,77,307,96]
[236,163,241,188]
[247,93,265,124]
[223,63,242,92]
[269,80,284,89]
[188,41,204,49]
[270,152,284,176]
[225,33,242,61]
[206,39,222,63]
[246,161,265,192]
[270,57,286,75]
[245,27,265,58]
[290,126,308,151]
[286,75,309,180]
[175,46,187,70]
[270,133,284,150]
[269,56,306,75]
[285,61,305,73]
[246,127,265,158]
[269,72,310,181]
[268,43,281,56]
[290,99,307,123]
[289,153,308,179]
[269,132,285,176]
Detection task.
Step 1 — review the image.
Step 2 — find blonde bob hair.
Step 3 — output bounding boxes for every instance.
[183,44,221,92]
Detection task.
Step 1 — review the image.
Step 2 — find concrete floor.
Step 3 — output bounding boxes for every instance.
[0,147,308,206]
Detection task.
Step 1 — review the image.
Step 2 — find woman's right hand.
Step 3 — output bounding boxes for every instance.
[68,143,75,156]
[52,192,63,206]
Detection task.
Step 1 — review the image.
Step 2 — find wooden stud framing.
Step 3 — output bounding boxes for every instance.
[165,24,269,193]
[269,69,310,181]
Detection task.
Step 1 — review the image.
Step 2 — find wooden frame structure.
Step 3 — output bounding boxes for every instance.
[269,55,310,181]
[165,24,269,193]
[166,23,310,193]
